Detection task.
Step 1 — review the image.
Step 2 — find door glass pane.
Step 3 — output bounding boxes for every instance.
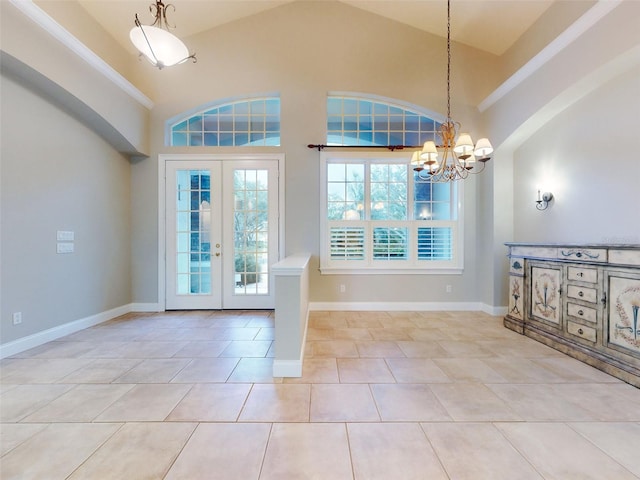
[234,169,269,295]
[175,169,211,295]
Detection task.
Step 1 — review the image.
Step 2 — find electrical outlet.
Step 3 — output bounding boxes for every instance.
[446,285,452,293]
[12,312,22,325]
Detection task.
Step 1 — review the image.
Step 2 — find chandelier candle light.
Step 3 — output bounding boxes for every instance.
[130,0,196,69]
[411,0,493,182]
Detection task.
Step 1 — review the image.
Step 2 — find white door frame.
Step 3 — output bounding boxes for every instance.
[158,153,285,310]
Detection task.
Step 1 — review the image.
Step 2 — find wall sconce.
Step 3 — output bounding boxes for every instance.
[536,190,554,210]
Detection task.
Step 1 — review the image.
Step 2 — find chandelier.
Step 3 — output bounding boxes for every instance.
[411,0,493,182]
[129,0,197,69]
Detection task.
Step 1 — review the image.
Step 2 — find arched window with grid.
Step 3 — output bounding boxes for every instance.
[326,93,443,147]
[167,95,280,147]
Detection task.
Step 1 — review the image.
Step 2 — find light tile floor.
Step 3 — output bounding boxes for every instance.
[2,310,640,479]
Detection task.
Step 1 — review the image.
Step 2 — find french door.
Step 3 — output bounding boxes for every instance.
[165,158,279,310]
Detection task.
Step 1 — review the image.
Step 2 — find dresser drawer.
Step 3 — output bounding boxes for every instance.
[609,249,640,267]
[566,302,597,323]
[566,285,598,303]
[558,248,607,262]
[567,321,597,343]
[567,266,597,284]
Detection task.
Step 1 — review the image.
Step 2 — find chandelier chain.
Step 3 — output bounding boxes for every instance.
[446,0,451,122]
[410,0,493,181]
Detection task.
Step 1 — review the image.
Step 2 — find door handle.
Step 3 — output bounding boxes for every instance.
[215,252,220,257]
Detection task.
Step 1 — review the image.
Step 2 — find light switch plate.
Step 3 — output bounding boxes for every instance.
[57,242,74,254]
[57,231,74,241]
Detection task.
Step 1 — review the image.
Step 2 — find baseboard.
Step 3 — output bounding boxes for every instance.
[480,304,508,316]
[0,303,136,359]
[309,301,486,312]
[130,302,163,312]
[272,359,302,377]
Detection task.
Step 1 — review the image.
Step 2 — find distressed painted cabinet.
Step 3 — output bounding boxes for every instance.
[504,244,640,388]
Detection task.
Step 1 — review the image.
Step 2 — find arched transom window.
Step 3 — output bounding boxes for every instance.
[168,96,280,147]
[326,93,443,146]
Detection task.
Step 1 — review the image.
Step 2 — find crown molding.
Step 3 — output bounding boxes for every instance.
[8,0,154,110]
[479,0,623,113]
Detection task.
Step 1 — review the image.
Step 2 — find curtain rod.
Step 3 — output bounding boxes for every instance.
[307,144,419,152]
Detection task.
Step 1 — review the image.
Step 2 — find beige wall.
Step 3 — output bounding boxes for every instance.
[131,1,501,306]
[33,0,136,84]
[3,0,639,349]
[500,1,595,79]
[477,0,640,309]
[512,65,640,243]
[0,73,133,344]
[1,1,151,156]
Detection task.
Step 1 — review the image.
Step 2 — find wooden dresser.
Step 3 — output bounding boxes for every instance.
[504,243,640,387]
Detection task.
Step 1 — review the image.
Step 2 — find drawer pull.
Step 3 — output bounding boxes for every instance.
[578,310,584,316]
[578,291,584,297]
[577,272,584,277]
[578,328,584,335]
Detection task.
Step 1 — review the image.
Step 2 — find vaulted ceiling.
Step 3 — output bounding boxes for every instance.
[72,0,556,56]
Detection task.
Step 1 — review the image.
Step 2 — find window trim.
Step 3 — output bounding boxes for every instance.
[319,151,464,275]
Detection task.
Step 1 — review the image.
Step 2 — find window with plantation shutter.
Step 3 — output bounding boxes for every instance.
[320,152,463,274]
[373,227,409,260]
[417,227,453,260]
[320,94,463,274]
[330,227,365,260]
